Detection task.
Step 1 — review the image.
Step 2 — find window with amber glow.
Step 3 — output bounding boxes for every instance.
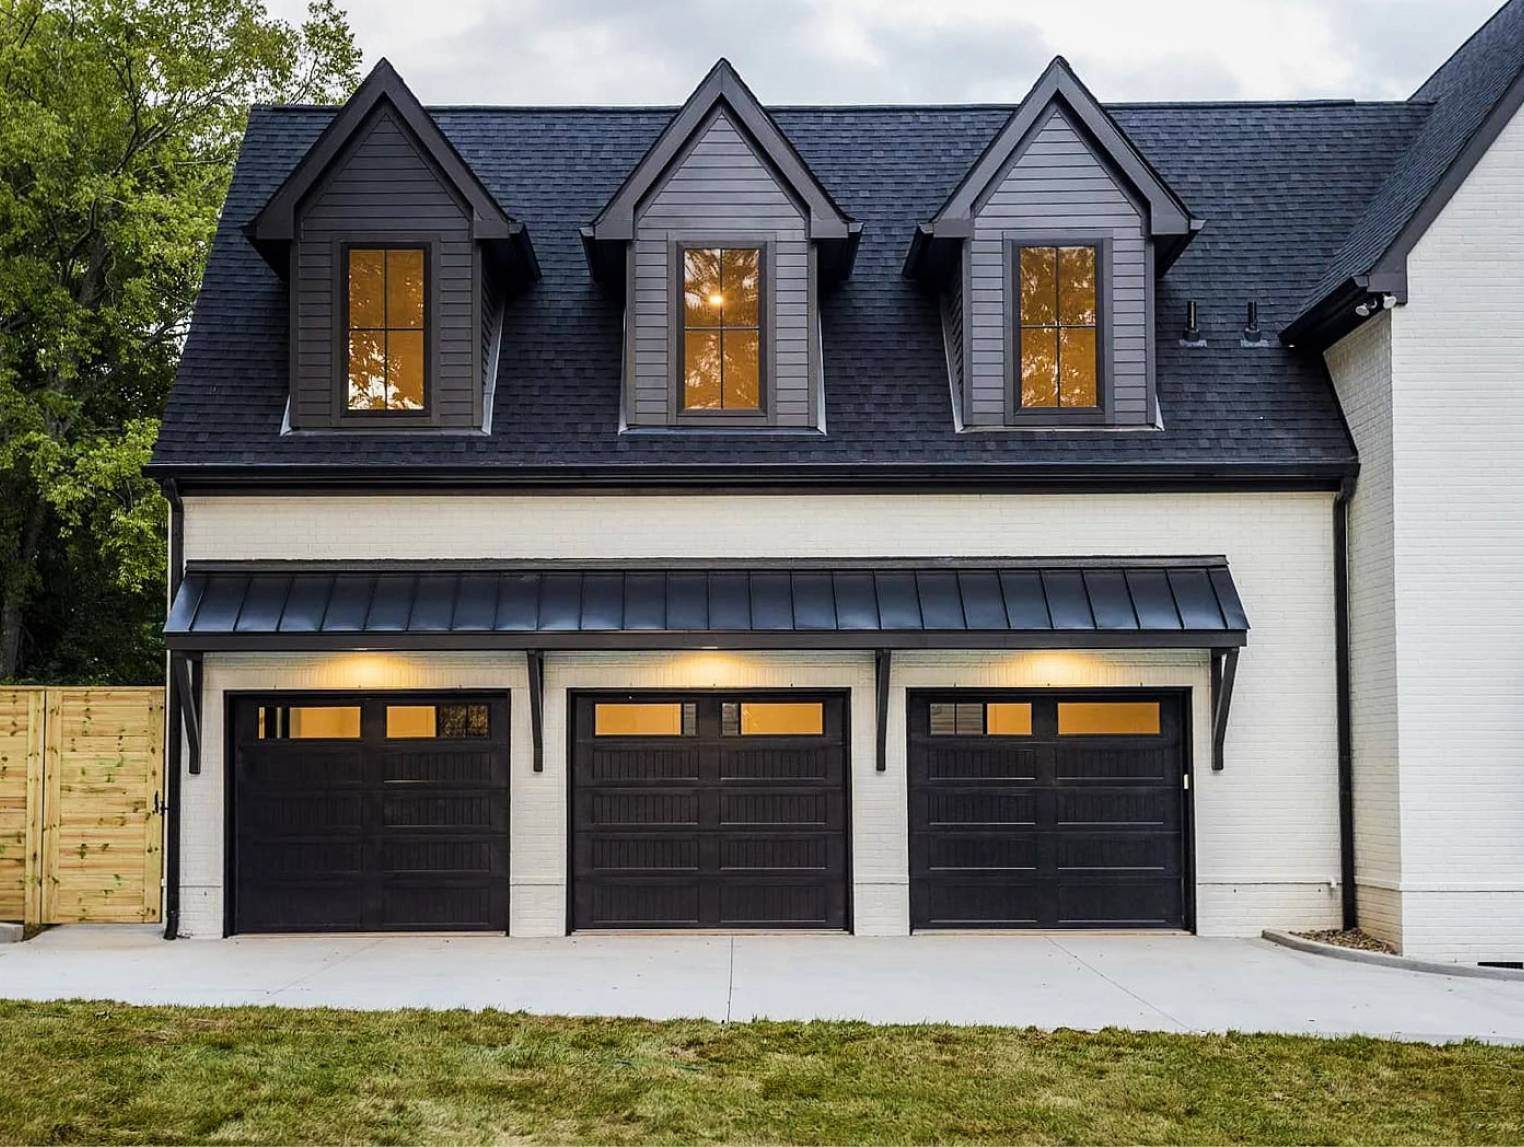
[1018,244,1098,409]
[682,247,761,411]
[721,701,825,736]
[594,702,697,736]
[385,703,490,739]
[1057,701,1161,736]
[928,701,1033,736]
[257,705,361,740]
[347,247,425,412]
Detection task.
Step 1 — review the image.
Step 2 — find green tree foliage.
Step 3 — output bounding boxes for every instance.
[0,0,359,681]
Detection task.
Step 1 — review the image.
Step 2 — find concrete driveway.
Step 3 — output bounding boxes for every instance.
[3,926,1522,1044]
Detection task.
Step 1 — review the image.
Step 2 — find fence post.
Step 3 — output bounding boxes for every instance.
[23,690,44,929]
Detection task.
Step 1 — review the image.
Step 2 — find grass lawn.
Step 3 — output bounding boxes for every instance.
[0,1001,1520,1145]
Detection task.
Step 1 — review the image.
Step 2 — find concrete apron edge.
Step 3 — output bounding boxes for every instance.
[1262,929,1524,982]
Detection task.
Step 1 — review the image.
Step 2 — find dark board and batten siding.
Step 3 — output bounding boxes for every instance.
[292,106,481,429]
[964,107,1150,427]
[628,109,816,428]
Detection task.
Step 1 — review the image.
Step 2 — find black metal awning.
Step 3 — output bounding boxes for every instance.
[164,560,1249,651]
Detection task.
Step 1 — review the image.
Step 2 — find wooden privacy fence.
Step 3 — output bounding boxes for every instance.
[0,687,165,927]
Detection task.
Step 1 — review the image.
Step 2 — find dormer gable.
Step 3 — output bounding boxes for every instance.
[906,56,1198,283]
[583,58,859,288]
[246,59,535,279]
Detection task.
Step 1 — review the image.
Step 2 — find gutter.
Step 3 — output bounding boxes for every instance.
[162,480,184,940]
[142,460,1359,495]
[1333,472,1357,930]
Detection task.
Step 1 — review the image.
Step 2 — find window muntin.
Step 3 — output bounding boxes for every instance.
[1017,244,1098,410]
[256,705,361,740]
[594,702,698,737]
[682,247,761,411]
[1057,701,1161,736]
[721,701,825,736]
[928,702,1033,736]
[346,246,425,413]
[385,703,490,739]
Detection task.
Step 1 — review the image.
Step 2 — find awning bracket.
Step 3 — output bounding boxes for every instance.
[171,651,203,775]
[1211,647,1239,772]
[875,648,892,772]
[526,649,545,773]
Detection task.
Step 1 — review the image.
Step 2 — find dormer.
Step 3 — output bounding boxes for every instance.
[905,58,1200,429]
[246,60,538,432]
[583,60,859,430]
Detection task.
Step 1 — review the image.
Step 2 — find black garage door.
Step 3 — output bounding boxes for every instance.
[571,693,848,929]
[909,692,1187,929]
[230,694,509,933]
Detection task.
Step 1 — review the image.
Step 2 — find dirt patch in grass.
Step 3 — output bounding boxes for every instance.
[0,999,1520,1145]
[1296,928,1398,954]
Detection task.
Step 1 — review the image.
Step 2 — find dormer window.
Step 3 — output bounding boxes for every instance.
[346,246,427,413]
[681,246,761,411]
[585,61,855,431]
[1016,243,1099,410]
[905,57,1199,430]
[245,61,536,431]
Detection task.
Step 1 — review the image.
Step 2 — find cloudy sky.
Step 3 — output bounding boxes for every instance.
[268,0,1501,106]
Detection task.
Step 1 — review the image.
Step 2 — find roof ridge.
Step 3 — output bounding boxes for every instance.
[247,98,1438,116]
[1411,0,1516,100]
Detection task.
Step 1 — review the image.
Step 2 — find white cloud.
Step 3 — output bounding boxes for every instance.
[265,0,1502,105]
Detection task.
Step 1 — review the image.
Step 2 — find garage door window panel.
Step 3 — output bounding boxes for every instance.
[257,705,361,740]
[928,701,1033,736]
[385,703,491,739]
[721,701,826,737]
[1057,702,1162,736]
[594,702,698,737]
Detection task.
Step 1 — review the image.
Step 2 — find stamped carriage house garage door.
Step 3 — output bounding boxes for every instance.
[909,693,1188,929]
[230,694,509,933]
[572,694,849,929]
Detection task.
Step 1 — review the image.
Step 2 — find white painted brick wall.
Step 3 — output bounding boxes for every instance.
[1317,102,1524,964]
[1390,100,1524,963]
[178,491,1340,939]
[1325,312,1404,949]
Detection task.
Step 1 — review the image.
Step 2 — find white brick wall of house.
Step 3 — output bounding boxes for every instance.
[1322,100,1524,965]
[173,491,1343,939]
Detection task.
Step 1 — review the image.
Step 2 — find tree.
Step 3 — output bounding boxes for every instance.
[0,0,360,681]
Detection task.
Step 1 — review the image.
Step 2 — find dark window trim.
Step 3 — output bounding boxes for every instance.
[669,235,775,428]
[333,238,439,428]
[1003,233,1113,426]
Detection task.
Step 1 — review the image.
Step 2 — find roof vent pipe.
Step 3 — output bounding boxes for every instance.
[1241,300,1268,347]
[1181,300,1205,347]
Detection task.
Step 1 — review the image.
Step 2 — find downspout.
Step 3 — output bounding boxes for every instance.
[162,479,184,940]
[1334,473,1357,930]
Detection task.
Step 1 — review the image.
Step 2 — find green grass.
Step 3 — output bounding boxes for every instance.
[0,1000,1520,1145]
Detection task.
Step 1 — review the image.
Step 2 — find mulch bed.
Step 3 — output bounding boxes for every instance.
[1294,927,1397,954]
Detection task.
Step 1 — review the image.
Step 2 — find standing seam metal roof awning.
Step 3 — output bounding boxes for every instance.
[164,562,1249,651]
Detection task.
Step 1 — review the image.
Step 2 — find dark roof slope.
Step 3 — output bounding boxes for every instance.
[1293,0,1524,328]
[152,98,1430,479]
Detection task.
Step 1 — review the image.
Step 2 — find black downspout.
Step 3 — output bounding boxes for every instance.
[162,480,184,940]
[1334,475,1357,930]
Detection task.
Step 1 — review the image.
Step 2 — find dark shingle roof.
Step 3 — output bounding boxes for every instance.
[152,97,1432,477]
[1295,0,1524,321]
